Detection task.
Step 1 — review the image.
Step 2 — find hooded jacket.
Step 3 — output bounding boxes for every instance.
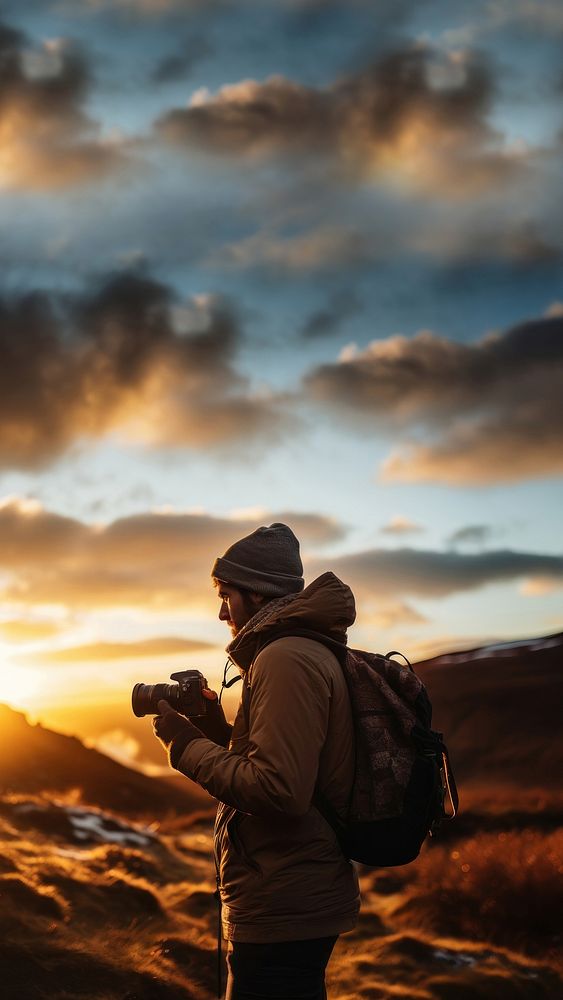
[176,572,360,943]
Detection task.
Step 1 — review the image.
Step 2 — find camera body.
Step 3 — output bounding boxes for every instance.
[131,669,208,718]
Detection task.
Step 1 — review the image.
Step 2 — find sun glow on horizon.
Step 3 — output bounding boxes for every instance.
[0,652,45,712]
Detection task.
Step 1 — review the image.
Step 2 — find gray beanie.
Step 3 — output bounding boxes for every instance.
[211,522,304,597]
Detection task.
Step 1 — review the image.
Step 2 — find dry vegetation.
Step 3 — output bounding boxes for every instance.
[0,793,218,1000]
[1,632,561,998]
[1,786,561,1000]
[392,827,562,960]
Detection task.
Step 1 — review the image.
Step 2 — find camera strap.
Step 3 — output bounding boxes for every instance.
[219,657,242,705]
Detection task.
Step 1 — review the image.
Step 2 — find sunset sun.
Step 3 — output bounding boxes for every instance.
[0,658,43,712]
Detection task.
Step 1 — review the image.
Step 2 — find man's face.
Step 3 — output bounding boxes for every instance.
[216,582,262,637]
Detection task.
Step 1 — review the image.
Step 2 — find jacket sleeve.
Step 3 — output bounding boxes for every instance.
[175,638,334,816]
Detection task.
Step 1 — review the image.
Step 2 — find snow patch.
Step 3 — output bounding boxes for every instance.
[435,634,562,664]
[66,807,155,846]
[13,800,156,847]
[433,948,477,967]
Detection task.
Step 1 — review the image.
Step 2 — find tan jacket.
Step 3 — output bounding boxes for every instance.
[177,573,360,942]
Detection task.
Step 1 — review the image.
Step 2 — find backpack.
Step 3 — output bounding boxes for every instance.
[254,628,459,868]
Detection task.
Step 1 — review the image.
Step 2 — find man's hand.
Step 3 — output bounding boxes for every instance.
[153,700,204,769]
[195,688,233,747]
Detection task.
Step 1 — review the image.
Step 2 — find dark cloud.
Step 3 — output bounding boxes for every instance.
[0,270,289,469]
[0,500,345,611]
[448,525,497,547]
[0,22,127,189]
[299,289,362,340]
[313,546,563,599]
[282,0,411,38]
[74,0,223,12]
[305,315,563,484]
[156,45,523,196]
[151,34,212,83]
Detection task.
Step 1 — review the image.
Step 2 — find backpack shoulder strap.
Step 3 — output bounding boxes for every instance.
[255,625,348,667]
[249,625,352,848]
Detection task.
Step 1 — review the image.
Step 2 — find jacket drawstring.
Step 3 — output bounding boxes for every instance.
[214,871,223,998]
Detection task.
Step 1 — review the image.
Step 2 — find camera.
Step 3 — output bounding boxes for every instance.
[131,669,208,718]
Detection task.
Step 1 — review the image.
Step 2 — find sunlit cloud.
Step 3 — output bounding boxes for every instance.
[0,619,64,643]
[157,45,527,197]
[0,25,129,191]
[0,499,345,612]
[18,637,216,666]
[0,272,291,470]
[519,576,563,597]
[93,728,140,768]
[305,314,563,485]
[2,497,561,615]
[358,601,428,629]
[381,516,424,536]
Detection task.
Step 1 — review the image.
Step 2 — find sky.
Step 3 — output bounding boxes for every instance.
[0,0,562,768]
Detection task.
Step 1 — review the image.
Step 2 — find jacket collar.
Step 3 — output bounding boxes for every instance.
[226,572,355,672]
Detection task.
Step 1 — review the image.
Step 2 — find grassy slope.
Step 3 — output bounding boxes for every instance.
[0,703,213,819]
[0,633,561,999]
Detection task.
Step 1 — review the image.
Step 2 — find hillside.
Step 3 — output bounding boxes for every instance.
[414,632,563,788]
[0,635,561,999]
[0,703,213,819]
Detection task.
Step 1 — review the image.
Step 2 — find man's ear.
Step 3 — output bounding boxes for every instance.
[249,592,268,608]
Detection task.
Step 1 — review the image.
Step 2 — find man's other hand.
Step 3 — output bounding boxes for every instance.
[195,688,233,747]
[153,699,204,768]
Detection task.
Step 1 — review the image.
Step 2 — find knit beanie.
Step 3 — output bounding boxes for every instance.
[211,522,304,597]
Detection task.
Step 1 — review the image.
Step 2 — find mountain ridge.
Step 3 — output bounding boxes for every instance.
[0,702,212,819]
[414,630,562,787]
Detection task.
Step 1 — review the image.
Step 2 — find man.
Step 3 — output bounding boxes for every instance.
[153,522,360,999]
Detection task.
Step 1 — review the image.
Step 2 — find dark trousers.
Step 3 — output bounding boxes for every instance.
[225,936,338,1000]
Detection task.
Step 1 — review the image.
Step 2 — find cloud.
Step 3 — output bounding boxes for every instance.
[17,636,215,665]
[448,524,497,547]
[80,0,218,11]
[519,576,563,597]
[0,270,290,470]
[94,729,140,768]
[305,314,563,485]
[151,34,213,83]
[312,546,563,599]
[0,499,345,611]
[0,619,63,643]
[212,226,372,272]
[359,601,428,629]
[157,45,526,197]
[1,498,560,620]
[381,516,424,536]
[299,289,362,340]
[488,0,563,34]
[0,23,128,190]
[3,496,560,621]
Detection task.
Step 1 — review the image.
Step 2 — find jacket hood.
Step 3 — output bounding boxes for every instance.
[226,571,356,672]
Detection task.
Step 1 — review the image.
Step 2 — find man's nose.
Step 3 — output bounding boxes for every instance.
[219,600,230,621]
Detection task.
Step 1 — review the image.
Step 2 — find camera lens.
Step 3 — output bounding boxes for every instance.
[131,682,179,717]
